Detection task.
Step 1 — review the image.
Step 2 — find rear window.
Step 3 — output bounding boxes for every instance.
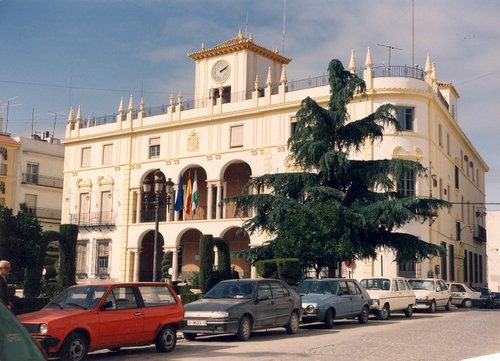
[138,285,177,307]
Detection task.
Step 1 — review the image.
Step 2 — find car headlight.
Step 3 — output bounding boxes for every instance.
[39,323,48,335]
[210,311,229,318]
[304,304,316,314]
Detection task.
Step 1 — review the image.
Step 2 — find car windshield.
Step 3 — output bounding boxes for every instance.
[409,280,434,290]
[45,285,108,309]
[204,281,255,299]
[296,280,337,294]
[360,278,391,290]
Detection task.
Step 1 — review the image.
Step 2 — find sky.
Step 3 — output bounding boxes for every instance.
[1,0,500,207]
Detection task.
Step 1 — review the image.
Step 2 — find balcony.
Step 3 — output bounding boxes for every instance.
[69,211,116,226]
[473,225,487,243]
[28,207,62,220]
[22,173,63,188]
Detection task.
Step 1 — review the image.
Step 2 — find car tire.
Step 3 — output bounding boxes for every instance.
[376,304,390,320]
[358,306,369,324]
[285,311,300,334]
[183,332,197,341]
[60,332,88,361]
[324,309,335,329]
[428,300,436,313]
[404,305,413,318]
[236,316,252,341]
[445,298,451,311]
[462,299,472,308]
[155,325,177,353]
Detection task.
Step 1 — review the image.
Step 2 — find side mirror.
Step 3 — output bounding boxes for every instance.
[101,300,113,311]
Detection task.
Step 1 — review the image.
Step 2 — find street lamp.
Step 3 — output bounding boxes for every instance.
[142,169,174,282]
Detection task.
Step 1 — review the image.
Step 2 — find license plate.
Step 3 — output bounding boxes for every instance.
[187,319,207,326]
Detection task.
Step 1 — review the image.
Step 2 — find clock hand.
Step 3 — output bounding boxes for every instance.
[220,65,228,73]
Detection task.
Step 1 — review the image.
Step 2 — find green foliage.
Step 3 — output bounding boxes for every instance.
[206,270,229,292]
[161,251,173,281]
[57,224,78,288]
[255,258,301,285]
[214,237,231,277]
[229,59,450,276]
[199,234,214,293]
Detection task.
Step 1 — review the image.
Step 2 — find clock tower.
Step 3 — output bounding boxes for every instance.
[188,30,291,104]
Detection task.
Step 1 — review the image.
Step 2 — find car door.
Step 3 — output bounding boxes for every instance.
[436,280,450,306]
[335,281,353,317]
[253,281,276,329]
[270,281,294,326]
[96,286,144,347]
[346,280,367,316]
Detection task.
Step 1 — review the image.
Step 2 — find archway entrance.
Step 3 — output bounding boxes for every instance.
[139,230,164,281]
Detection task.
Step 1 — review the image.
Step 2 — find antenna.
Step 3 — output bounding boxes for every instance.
[245,11,248,38]
[48,111,66,142]
[377,43,403,67]
[282,0,287,55]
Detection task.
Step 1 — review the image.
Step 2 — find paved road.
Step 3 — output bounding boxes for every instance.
[85,308,500,361]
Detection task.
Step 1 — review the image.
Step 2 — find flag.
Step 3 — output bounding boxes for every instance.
[174,174,184,211]
[191,171,198,214]
[185,172,192,215]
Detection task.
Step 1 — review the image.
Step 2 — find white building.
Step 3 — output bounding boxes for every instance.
[486,211,500,291]
[12,135,64,233]
[61,32,488,286]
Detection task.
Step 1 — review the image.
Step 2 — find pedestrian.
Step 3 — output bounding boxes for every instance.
[0,260,13,309]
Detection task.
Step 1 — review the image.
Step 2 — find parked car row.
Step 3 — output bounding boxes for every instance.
[9,277,496,361]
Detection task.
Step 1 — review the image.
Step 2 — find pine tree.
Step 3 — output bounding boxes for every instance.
[231,59,449,276]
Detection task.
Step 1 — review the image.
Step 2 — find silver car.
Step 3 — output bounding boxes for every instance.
[297,278,371,329]
[182,279,302,341]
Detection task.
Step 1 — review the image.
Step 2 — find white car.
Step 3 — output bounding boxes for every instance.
[408,278,451,312]
[447,282,482,308]
[360,277,416,320]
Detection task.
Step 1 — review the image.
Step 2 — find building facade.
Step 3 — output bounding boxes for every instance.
[61,32,488,286]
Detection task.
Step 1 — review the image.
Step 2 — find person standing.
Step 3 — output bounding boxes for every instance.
[0,260,13,309]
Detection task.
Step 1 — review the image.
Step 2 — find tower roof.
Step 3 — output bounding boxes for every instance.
[188,31,291,64]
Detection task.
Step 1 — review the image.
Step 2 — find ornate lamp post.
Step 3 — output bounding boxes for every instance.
[142,169,174,281]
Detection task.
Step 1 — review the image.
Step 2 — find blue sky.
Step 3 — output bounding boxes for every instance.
[1,0,500,206]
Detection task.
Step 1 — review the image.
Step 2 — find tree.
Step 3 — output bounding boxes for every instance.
[58,224,78,288]
[230,59,449,277]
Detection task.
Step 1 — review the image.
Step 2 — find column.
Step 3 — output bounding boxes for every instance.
[133,249,141,282]
[136,191,142,223]
[216,182,222,219]
[207,183,213,220]
[171,247,179,282]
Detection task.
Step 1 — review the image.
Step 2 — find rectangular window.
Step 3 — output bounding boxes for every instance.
[81,147,91,167]
[479,255,483,283]
[469,251,473,284]
[25,194,37,215]
[149,137,160,158]
[100,191,112,225]
[449,244,455,281]
[474,253,478,283]
[395,106,414,131]
[398,170,416,196]
[96,240,110,276]
[26,162,39,183]
[76,241,88,276]
[102,144,113,165]
[441,241,447,280]
[290,116,297,137]
[456,222,461,241]
[398,260,416,278]
[79,193,90,225]
[463,250,468,283]
[438,124,443,147]
[455,166,460,189]
[230,125,244,148]
[446,133,451,155]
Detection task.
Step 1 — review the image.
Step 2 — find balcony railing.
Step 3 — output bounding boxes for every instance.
[28,207,62,220]
[22,173,63,188]
[69,211,116,226]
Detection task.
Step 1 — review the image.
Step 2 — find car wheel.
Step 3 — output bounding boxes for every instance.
[358,306,369,324]
[285,311,300,334]
[428,300,436,313]
[155,325,177,353]
[60,332,88,361]
[445,298,451,311]
[404,305,413,318]
[236,316,252,341]
[324,309,335,329]
[183,332,197,341]
[463,299,472,308]
[376,304,390,320]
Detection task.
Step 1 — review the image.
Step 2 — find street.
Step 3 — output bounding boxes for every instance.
[84,308,500,361]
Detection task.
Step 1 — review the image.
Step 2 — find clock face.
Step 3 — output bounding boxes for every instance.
[212,60,230,83]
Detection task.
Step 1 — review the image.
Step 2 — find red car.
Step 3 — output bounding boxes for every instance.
[17,282,185,361]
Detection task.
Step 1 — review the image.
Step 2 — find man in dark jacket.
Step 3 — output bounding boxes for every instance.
[0,260,12,309]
